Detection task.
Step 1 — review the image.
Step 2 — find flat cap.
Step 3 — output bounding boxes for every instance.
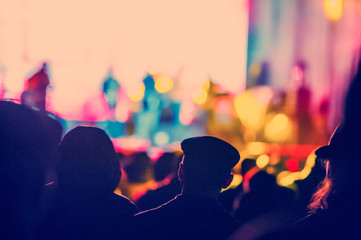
[181,136,240,171]
[315,122,359,159]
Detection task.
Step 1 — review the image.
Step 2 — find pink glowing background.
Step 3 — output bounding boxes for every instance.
[0,0,249,120]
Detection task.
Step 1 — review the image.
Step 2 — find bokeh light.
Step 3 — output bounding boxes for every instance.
[264,114,292,142]
[324,0,343,21]
[127,83,145,102]
[154,131,170,146]
[256,155,269,168]
[247,142,267,155]
[155,76,174,94]
[192,89,208,105]
[234,92,264,129]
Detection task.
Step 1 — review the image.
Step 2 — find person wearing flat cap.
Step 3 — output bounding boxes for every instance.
[286,60,361,240]
[257,58,361,240]
[133,136,241,240]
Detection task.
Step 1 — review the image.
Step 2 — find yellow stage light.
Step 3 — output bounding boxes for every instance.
[234,92,264,129]
[222,174,243,192]
[265,114,291,142]
[155,76,174,93]
[201,78,211,91]
[277,152,317,187]
[278,174,296,187]
[247,142,266,155]
[299,152,316,180]
[266,167,275,175]
[147,70,160,76]
[256,155,269,168]
[192,89,208,105]
[127,83,145,102]
[324,0,343,21]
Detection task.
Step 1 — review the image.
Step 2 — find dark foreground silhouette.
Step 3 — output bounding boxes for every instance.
[134,136,241,240]
[0,101,51,240]
[40,126,138,240]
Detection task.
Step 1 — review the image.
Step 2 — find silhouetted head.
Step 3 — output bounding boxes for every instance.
[241,158,257,176]
[124,151,151,183]
[315,121,361,191]
[328,55,361,160]
[315,57,361,174]
[39,113,63,146]
[249,171,276,191]
[0,101,50,238]
[154,152,177,182]
[58,126,120,196]
[0,101,49,201]
[310,57,361,212]
[179,136,240,196]
[315,122,355,159]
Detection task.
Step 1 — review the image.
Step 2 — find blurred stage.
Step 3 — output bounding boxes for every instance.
[1,0,361,186]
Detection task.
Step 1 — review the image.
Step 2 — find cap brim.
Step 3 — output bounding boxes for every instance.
[315,145,334,159]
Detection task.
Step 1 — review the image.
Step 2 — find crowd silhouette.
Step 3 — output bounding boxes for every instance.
[1,57,361,240]
[40,126,138,240]
[133,136,241,239]
[254,57,361,240]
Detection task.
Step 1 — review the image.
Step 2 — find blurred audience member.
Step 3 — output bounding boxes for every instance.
[114,152,128,196]
[37,112,63,216]
[219,158,259,213]
[258,125,361,239]
[134,136,241,239]
[122,151,155,201]
[293,157,326,217]
[256,57,361,240]
[21,63,49,112]
[40,126,138,240]
[234,171,295,223]
[136,152,182,211]
[154,152,178,182]
[0,101,51,239]
[229,171,295,240]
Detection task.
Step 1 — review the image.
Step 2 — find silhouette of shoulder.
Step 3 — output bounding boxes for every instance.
[135,177,181,211]
[111,193,139,216]
[134,194,240,240]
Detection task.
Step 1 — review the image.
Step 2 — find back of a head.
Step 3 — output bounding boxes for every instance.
[249,171,276,191]
[124,151,151,183]
[40,113,63,146]
[0,101,49,200]
[58,126,120,195]
[241,158,257,176]
[154,152,176,182]
[311,57,361,213]
[180,136,240,189]
[0,101,49,238]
